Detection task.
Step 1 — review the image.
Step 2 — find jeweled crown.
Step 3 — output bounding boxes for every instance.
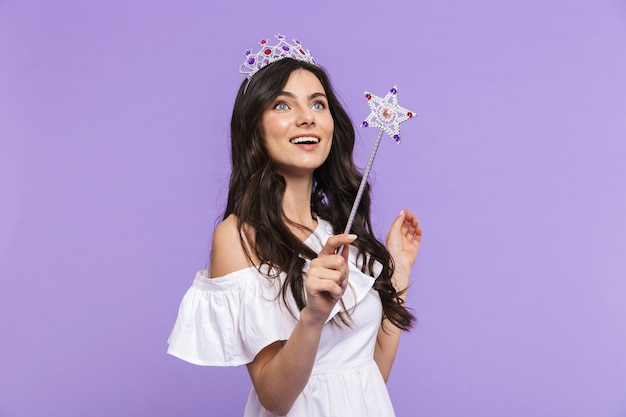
[239,34,317,80]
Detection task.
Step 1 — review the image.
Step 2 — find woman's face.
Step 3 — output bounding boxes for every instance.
[260,69,334,177]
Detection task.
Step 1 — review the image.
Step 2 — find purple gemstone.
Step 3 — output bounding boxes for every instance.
[393,134,400,142]
[361,121,369,127]
[282,45,290,51]
[391,87,397,94]
[277,34,285,39]
[248,57,255,65]
[245,49,251,56]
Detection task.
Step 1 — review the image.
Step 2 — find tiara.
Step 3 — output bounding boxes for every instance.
[239,34,317,80]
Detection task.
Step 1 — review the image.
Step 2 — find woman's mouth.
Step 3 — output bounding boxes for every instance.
[290,136,320,145]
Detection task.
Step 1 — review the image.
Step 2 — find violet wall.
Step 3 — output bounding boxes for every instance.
[1,0,625,416]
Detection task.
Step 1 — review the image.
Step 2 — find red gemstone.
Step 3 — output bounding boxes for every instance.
[365,93,372,100]
[264,48,271,55]
[299,48,305,55]
[407,112,413,118]
[260,39,267,45]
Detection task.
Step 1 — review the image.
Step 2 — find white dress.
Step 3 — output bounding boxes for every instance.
[167,219,396,417]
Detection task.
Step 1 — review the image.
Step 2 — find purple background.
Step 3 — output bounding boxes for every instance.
[1,0,625,416]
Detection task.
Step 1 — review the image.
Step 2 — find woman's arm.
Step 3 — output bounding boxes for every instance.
[374,209,422,382]
[245,308,325,416]
[211,216,356,416]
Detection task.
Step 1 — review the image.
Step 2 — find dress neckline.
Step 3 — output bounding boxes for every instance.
[303,218,333,252]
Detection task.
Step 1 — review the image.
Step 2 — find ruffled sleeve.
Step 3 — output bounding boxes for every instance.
[167,267,297,366]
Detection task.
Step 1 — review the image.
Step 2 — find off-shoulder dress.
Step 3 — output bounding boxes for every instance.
[167,218,396,416]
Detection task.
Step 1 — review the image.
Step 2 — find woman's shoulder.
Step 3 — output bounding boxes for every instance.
[210,214,259,278]
[213,214,239,240]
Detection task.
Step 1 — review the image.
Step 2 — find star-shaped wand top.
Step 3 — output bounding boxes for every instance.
[361,85,416,143]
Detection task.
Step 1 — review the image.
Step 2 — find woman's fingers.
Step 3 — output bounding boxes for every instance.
[391,209,407,234]
[414,219,422,243]
[312,253,345,271]
[319,234,357,256]
[308,262,344,281]
[387,208,423,250]
[407,214,422,244]
[306,233,356,308]
[308,274,345,300]
[309,254,348,288]
[398,209,420,238]
[401,213,411,236]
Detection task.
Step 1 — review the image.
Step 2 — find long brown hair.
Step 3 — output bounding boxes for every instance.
[224,58,414,330]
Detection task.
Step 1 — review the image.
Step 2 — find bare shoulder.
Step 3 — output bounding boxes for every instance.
[210,214,259,277]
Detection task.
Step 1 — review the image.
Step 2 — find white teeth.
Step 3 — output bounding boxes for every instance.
[290,136,320,144]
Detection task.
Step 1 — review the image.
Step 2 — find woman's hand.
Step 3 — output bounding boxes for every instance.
[386,209,422,288]
[304,234,357,325]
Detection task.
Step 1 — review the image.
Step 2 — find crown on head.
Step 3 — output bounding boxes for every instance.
[239,34,317,80]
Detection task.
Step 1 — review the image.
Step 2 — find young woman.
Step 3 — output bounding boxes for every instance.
[168,37,422,417]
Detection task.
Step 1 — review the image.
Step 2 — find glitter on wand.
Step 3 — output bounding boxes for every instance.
[343,85,417,234]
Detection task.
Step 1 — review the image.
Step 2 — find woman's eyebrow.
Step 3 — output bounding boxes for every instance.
[276,91,327,100]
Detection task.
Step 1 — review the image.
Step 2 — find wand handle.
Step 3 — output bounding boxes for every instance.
[343,128,384,234]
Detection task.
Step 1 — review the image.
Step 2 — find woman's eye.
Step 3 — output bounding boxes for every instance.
[274,102,289,110]
[312,102,326,110]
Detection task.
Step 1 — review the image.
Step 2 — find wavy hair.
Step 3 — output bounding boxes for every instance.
[223,58,414,330]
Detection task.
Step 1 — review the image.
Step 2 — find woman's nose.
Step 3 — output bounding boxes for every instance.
[297,107,315,126]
